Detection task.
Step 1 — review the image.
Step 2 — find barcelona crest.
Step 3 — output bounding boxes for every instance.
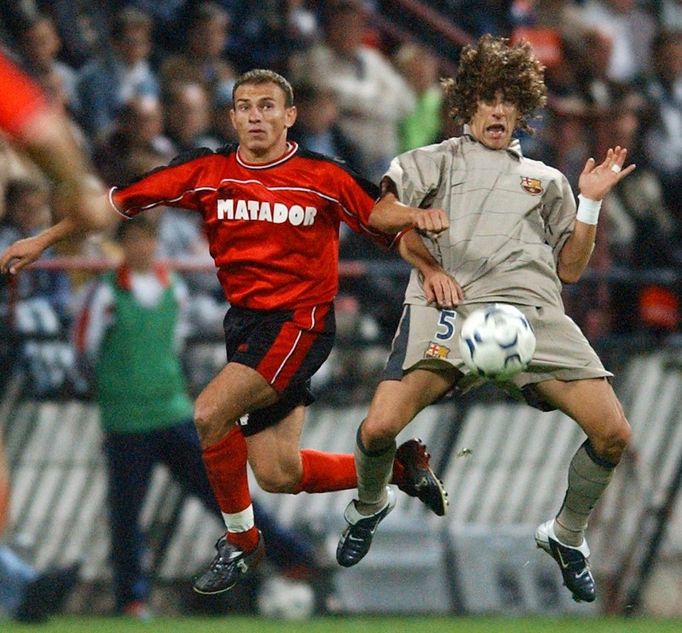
[425,342,450,359]
[520,176,543,195]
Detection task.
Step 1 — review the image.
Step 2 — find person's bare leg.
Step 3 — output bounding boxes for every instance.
[535,377,630,544]
[356,367,458,512]
[533,377,631,602]
[337,367,458,568]
[193,362,278,594]
[194,362,278,448]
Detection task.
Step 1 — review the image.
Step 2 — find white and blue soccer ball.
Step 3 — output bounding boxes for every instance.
[256,576,315,620]
[458,303,536,380]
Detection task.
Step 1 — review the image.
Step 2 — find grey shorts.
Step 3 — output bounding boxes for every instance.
[383,302,612,408]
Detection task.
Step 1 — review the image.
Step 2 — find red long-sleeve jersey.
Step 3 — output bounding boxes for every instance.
[0,52,47,139]
[111,142,396,310]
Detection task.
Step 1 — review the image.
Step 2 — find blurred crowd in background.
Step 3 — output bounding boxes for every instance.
[0,0,681,403]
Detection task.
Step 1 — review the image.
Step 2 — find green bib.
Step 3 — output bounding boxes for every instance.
[95,271,193,433]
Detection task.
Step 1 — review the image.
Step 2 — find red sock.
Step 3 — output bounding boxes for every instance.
[203,426,258,551]
[294,450,357,493]
[293,449,405,493]
[227,527,260,551]
[202,425,259,550]
[202,425,250,512]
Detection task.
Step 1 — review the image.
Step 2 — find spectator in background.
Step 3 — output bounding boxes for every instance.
[510,0,589,53]
[159,2,236,104]
[17,13,79,116]
[225,0,318,72]
[289,82,361,170]
[291,0,415,182]
[600,96,681,334]
[209,84,239,145]
[36,0,110,68]
[0,179,77,396]
[574,29,626,108]
[393,43,444,152]
[605,98,680,258]
[641,29,682,224]
[73,218,326,618]
[76,7,159,140]
[0,136,44,224]
[0,179,71,330]
[580,0,657,83]
[163,81,222,153]
[93,96,174,186]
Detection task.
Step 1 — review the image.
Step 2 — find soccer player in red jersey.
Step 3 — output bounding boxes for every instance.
[0,51,112,533]
[1,69,455,591]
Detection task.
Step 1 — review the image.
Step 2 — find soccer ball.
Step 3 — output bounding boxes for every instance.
[458,303,536,380]
[256,576,315,620]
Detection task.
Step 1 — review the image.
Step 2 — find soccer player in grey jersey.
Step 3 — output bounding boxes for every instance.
[336,34,635,604]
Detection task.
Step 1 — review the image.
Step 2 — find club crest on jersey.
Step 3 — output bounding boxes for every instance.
[425,342,450,359]
[520,176,543,195]
[217,198,318,226]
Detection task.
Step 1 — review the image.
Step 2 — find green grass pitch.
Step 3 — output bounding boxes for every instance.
[3,616,682,633]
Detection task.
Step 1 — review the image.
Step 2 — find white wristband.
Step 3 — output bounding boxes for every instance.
[576,194,602,225]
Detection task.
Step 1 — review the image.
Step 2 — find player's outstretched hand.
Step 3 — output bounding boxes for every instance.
[0,235,48,275]
[413,208,449,238]
[578,146,636,201]
[422,269,463,308]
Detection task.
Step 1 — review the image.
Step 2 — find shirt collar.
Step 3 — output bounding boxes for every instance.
[236,141,298,170]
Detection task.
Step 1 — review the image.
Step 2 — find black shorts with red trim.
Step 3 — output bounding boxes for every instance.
[223,303,336,436]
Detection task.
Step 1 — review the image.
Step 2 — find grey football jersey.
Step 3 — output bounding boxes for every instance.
[386,135,576,308]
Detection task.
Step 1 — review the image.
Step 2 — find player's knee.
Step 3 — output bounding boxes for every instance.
[193,394,218,444]
[360,416,398,452]
[590,411,631,465]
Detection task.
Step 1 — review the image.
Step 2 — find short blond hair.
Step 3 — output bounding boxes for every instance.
[232,69,294,108]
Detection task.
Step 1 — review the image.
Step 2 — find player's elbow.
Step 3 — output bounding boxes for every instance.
[367,208,391,233]
[557,261,586,285]
[558,269,581,285]
[83,193,118,231]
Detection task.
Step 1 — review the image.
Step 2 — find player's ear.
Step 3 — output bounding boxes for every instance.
[284,105,297,128]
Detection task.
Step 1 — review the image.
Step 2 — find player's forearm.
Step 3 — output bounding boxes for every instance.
[369,193,419,234]
[557,221,597,284]
[398,229,441,275]
[35,215,88,250]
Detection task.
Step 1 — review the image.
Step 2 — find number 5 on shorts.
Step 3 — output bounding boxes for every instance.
[436,310,457,341]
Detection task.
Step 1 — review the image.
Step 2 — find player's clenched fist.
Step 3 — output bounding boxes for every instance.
[412,208,449,237]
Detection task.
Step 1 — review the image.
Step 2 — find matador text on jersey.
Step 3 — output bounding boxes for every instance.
[110,142,395,311]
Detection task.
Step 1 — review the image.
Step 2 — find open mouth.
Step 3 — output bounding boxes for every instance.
[485,124,506,138]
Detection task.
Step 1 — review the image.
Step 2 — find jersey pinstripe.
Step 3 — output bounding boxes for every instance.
[386,134,577,309]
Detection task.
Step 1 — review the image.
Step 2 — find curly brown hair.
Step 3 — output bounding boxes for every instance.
[443,34,547,135]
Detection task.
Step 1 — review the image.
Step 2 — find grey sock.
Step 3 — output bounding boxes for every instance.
[354,422,395,514]
[555,440,615,546]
